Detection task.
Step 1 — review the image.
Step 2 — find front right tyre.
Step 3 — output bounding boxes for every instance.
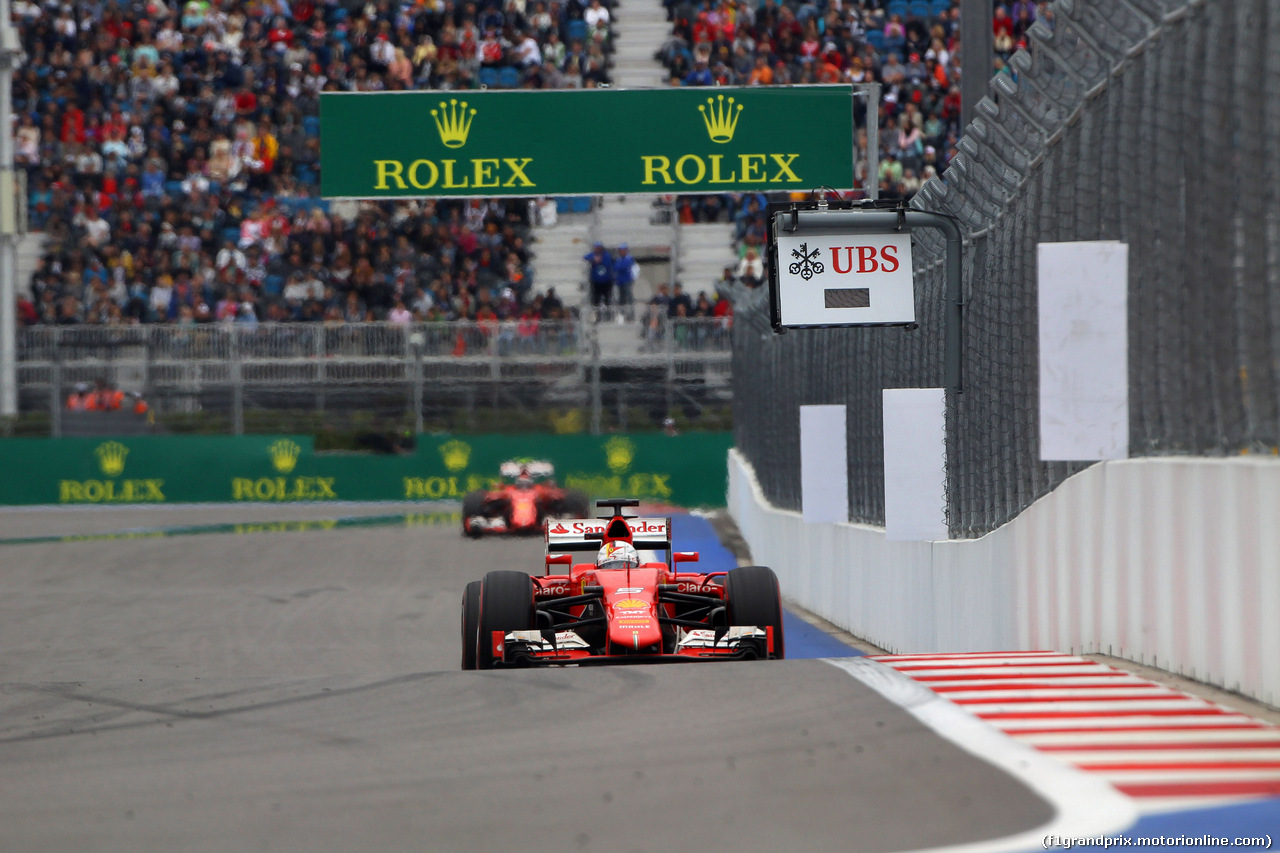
[724,565,785,659]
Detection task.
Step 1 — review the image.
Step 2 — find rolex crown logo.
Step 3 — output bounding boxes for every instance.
[431,99,476,149]
[95,441,129,477]
[699,94,743,144]
[269,439,302,474]
[440,439,472,472]
[605,436,635,473]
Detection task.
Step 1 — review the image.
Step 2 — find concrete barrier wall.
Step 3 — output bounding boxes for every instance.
[728,450,1280,708]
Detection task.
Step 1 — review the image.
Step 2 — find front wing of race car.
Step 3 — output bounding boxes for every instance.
[489,625,779,666]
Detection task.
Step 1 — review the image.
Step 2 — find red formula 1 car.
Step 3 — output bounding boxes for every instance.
[460,499,785,669]
[461,460,589,538]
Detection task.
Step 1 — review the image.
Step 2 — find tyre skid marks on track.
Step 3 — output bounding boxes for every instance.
[870,652,1280,812]
[0,673,443,745]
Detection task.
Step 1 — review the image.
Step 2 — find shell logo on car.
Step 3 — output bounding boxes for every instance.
[613,599,648,610]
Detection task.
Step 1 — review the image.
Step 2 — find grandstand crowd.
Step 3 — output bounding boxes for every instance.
[10,0,1046,328]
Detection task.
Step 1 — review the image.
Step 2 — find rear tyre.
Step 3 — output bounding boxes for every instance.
[724,565,785,660]
[460,580,482,670]
[462,490,486,538]
[477,571,536,669]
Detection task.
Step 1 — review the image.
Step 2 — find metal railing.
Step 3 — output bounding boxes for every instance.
[18,317,733,436]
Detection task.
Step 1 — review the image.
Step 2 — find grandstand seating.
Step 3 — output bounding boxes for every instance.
[13,0,1007,333]
[15,0,624,329]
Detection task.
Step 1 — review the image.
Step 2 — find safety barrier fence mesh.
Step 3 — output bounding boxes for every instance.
[732,0,1280,537]
[18,318,732,436]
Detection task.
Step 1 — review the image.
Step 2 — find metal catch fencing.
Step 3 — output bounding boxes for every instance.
[733,0,1279,537]
[17,317,732,436]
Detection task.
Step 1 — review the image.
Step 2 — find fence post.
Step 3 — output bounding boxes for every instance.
[665,316,675,419]
[230,326,243,435]
[589,327,602,435]
[50,330,61,438]
[314,324,325,413]
[409,328,424,434]
[865,82,881,200]
[669,203,681,293]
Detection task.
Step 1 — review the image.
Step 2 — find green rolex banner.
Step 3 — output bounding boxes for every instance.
[0,433,734,508]
[319,86,855,198]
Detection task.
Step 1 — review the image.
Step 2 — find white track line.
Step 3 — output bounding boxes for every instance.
[826,657,1137,853]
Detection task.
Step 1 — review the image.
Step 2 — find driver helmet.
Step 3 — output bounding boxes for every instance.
[515,465,533,487]
[596,541,640,571]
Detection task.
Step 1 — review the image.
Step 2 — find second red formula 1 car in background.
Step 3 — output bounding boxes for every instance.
[460,499,785,669]
[461,460,589,538]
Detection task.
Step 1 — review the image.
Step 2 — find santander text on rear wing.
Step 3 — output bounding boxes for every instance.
[545,517,672,553]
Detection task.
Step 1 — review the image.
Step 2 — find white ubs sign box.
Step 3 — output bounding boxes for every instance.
[773,229,915,328]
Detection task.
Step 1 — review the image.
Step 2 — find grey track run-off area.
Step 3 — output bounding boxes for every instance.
[0,506,1052,852]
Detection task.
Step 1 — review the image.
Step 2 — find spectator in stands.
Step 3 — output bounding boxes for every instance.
[85,379,124,411]
[612,243,639,321]
[66,382,90,411]
[735,248,764,287]
[16,0,608,332]
[683,56,715,86]
[584,242,614,313]
[667,282,693,319]
[657,0,963,217]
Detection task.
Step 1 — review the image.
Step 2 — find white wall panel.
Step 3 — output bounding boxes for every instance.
[882,389,948,541]
[729,451,1280,708]
[800,405,848,524]
[1038,241,1129,462]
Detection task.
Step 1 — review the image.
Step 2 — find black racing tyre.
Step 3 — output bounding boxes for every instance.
[563,489,590,518]
[477,571,536,669]
[460,580,482,671]
[462,490,487,537]
[724,565,785,660]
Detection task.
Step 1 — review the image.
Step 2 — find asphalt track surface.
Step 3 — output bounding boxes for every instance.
[0,505,1054,852]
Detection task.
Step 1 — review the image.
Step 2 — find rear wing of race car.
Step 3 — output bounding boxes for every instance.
[545,516,672,553]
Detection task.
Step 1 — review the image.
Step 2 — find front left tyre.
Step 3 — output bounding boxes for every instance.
[460,580,482,670]
[477,571,536,669]
[462,490,487,538]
